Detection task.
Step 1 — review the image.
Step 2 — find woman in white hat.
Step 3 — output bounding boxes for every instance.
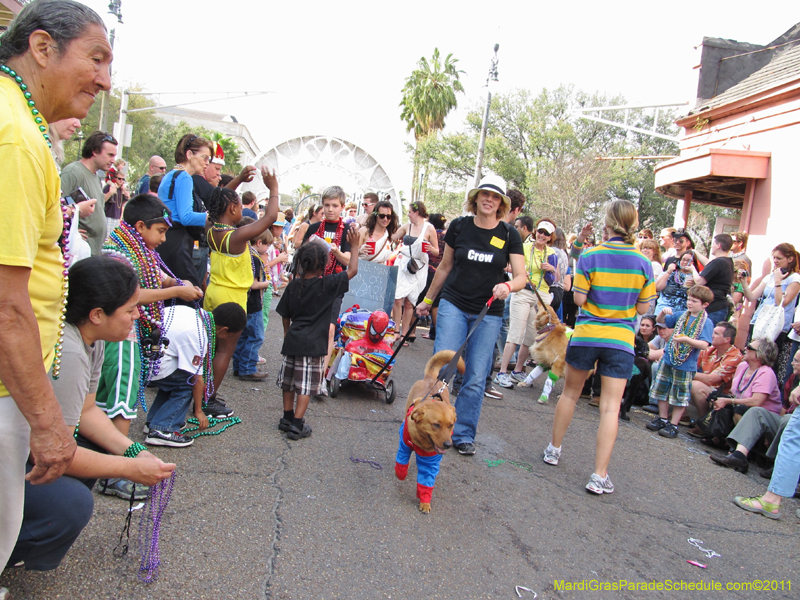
[495,217,559,391]
[415,176,527,455]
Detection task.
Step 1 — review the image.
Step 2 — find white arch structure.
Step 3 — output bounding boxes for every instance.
[245,135,399,213]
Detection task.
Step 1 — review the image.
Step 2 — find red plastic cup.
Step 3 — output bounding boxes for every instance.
[366,240,376,254]
[422,241,431,253]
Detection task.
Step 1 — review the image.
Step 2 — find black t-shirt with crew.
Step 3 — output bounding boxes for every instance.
[440,216,523,317]
[276,271,350,356]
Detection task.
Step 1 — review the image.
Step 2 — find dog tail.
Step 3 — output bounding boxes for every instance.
[424,350,465,380]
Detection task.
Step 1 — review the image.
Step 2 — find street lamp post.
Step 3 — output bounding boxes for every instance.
[473,44,499,188]
[98,1,123,133]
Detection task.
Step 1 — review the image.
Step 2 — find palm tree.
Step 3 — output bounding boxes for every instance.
[400,48,465,201]
[294,183,313,200]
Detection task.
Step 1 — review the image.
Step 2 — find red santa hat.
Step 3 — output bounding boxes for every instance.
[211,141,225,165]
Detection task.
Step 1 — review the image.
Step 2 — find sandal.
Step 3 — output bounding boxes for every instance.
[733,495,781,520]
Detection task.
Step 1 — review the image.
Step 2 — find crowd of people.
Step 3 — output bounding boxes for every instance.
[1,1,799,595]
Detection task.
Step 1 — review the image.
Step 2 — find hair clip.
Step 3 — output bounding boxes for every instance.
[163,210,172,227]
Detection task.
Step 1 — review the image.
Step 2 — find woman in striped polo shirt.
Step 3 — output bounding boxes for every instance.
[543,200,656,495]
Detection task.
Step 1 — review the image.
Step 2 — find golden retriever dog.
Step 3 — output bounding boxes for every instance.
[395,350,464,513]
[517,301,570,404]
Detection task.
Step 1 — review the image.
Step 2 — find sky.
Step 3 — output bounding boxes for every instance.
[80,0,794,198]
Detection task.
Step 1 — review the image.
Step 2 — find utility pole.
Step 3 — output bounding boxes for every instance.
[98,1,123,134]
[473,44,499,188]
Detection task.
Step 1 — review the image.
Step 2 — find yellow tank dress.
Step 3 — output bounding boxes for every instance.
[204,228,253,312]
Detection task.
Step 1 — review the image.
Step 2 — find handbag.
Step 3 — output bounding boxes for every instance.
[698,393,735,439]
[752,302,785,341]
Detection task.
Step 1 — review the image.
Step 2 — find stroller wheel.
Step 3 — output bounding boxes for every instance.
[328,376,340,398]
[385,380,396,404]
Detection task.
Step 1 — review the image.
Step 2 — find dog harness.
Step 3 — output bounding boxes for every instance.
[395,404,443,504]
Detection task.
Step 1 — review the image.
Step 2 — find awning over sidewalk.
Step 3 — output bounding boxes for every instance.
[654,148,770,207]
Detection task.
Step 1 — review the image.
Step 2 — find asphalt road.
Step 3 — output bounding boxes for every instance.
[2,299,798,599]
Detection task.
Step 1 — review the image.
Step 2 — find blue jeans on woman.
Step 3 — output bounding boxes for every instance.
[768,408,800,498]
[433,298,502,445]
[147,369,194,432]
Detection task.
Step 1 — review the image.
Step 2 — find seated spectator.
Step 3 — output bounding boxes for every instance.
[688,321,743,420]
[642,320,674,414]
[733,356,800,520]
[653,250,694,316]
[8,256,176,571]
[688,338,780,443]
[710,347,796,473]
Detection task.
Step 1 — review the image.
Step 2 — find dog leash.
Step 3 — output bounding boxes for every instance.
[438,296,495,387]
[369,315,420,386]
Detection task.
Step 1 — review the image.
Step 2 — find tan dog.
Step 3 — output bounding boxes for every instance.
[517,302,570,404]
[395,350,464,513]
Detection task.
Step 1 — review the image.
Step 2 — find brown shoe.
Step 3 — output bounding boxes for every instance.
[710,452,749,474]
[687,426,706,438]
[236,372,268,381]
[588,396,599,407]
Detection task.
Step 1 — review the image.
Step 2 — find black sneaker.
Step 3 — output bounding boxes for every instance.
[145,429,194,447]
[658,423,679,438]
[278,418,293,432]
[287,421,312,440]
[455,442,476,455]
[203,398,233,419]
[646,417,668,431]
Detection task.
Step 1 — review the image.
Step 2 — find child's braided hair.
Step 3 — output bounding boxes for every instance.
[291,241,329,298]
[206,186,240,223]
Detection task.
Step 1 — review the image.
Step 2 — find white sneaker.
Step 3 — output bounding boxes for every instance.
[585,473,614,495]
[495,372,514,389]
[543,443,561,466]
[509,371,527,383]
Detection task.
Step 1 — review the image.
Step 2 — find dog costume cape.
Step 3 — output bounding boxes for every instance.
[395,404,443,504]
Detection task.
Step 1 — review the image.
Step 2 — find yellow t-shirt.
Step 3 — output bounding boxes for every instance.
[0,77,64,396]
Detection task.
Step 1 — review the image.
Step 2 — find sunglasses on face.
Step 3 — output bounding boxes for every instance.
[537,229,550,235]
[746,344,758,351]
[377,214,391,220]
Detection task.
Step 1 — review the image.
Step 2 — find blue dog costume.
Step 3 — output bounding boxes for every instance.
[395,404,443,504]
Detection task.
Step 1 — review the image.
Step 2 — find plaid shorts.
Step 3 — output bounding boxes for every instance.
[649,360,693,407]
[277,355,326,396]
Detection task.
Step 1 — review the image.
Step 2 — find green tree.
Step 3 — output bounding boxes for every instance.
[62,83,242,183]
[399,48,465,202]
[294,183,314,202]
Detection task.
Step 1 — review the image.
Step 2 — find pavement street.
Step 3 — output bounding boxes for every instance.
[2,298,798,600]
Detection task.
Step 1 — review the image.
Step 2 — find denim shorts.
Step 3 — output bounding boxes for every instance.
[566,344,634,380]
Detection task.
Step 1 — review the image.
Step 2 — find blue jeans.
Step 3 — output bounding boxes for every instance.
[233,311,265,375]
[705,308,728,327]
[434,298,502,445]
[147,369,194,432]
[768,408,800,498]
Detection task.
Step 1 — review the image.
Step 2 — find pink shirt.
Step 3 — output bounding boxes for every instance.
[730,362,782,414]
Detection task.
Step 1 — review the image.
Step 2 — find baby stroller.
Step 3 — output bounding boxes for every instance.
[325,306,398,404]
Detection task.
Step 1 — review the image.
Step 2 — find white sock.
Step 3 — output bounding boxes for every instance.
[547,442,561,452]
